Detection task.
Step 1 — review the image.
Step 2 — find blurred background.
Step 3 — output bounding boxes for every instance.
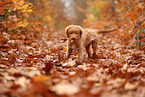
[1,0,144,30]
[0,0,145,49]
[0,0,121,30]
[30,0,119,29]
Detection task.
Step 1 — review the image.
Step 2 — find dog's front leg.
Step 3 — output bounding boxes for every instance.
[66,41,72,59]
[78,45,84,63]
[66,47,72,59]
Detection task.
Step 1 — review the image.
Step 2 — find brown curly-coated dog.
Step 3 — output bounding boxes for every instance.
[65,25,117,62]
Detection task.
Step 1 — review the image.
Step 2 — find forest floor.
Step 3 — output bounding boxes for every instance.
[0,28,145,97]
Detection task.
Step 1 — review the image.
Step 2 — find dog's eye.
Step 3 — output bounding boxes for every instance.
[70,32,72,34]
[76,33,78,34]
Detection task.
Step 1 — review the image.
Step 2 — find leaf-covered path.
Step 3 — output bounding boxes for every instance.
[0,29,145,97]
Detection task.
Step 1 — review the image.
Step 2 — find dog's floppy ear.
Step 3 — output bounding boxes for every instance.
[79,29,82,38]
[77,25,83,38]
[65,25,71,38]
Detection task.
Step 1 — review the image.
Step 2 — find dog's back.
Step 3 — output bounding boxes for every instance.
[82,28,99,47]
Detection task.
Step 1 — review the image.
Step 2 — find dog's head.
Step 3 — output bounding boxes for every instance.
[65,25,83,42]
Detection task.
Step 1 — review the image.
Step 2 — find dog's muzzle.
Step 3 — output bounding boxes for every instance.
[70,38,78,43]
[72,38,76,40]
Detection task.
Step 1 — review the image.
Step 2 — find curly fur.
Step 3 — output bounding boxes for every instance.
[65,25,117,62]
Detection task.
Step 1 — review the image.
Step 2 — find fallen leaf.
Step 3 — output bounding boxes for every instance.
[42,62,53,75]
[62,60,76,67]
[69,71,76,76]
[87,73,99,82]
[32,75,51,82]
[124,81,139,90]
[121,63,128,71]
[51,81,80,95]
[14,77,30,88]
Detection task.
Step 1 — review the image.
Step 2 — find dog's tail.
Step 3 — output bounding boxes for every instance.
[97,27,118,33]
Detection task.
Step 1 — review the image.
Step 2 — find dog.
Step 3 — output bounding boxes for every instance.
[65,25,117,62]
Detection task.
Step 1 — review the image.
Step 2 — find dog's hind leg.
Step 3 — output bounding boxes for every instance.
[85,43,91,58]
[92,41,98,57]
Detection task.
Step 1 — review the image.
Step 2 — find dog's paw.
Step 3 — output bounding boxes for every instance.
[91,53,99,59]
[75,60,82,66]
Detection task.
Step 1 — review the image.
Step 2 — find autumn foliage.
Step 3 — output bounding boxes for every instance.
[0,0,145,97]
[84,0,145,50]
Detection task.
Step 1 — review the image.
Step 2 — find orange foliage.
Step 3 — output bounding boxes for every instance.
[83,0,145,50]
[0,0,58,47]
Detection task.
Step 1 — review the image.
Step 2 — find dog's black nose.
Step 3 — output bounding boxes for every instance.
[72,38,76,40]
